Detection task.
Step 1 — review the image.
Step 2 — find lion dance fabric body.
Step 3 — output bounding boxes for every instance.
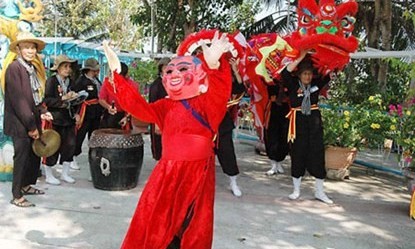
[246,0,359,134]
[111,35,234,247]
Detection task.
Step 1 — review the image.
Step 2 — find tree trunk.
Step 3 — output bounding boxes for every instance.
[167,18,178,52]
[378,0,392,92]
[360,0,392,93]
[183,0,196,37]
[363,1,380,82]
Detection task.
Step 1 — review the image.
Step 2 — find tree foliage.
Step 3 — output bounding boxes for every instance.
[131,0,259,52]
[39,0,143,50]
[245,0,296,36]
[330,58,412,106]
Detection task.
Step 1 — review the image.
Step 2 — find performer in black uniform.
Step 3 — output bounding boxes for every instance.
[148,58,169,160]
[43,54,78,184]
[264,82,290,176]
[282,51,333,204]
[215,57,245,197]
[71,58,103,170]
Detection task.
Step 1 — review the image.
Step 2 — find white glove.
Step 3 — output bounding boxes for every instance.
[41,112,53,121]
[201,31,231,69]
[103,40,121,74]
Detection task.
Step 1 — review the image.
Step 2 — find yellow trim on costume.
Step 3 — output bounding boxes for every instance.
[410,191,415,220]
[285,105,319,143]
[227,93,244,108]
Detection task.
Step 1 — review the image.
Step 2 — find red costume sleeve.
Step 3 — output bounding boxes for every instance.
[200,59,232,133]
[99,78,110,100]
[112,58,231,134]
[112,73,166,130]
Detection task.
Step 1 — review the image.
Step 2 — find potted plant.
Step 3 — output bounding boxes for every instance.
[320,101,361,179]
[356,94,395,150]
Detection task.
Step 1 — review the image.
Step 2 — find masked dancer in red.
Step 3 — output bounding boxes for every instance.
[103,31,233,249]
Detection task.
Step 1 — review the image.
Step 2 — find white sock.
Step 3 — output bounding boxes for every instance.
[61,162,76,184]
[229,175,242,197]
[314,178,333,204]
[288,177,301,200]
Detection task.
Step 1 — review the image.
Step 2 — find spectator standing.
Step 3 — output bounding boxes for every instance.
[4,32,52,207]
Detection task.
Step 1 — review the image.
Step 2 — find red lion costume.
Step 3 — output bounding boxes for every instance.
[245,0,359,137]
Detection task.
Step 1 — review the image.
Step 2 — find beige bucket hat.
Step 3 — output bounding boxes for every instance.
[81,58,100,71]
[9,31,46,53]
[50,54,76,71]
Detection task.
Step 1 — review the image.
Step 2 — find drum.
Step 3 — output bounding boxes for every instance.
[88,128,144,191]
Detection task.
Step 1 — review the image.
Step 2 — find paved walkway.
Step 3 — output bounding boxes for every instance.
[1,134,414,249]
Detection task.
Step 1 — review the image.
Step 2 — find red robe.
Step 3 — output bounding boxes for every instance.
[113,61,232,249]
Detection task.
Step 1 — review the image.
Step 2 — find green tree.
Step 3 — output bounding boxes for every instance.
[39,0,106,41]
[39,0,143,50]
[228,0,261,33]
[244,0,296,36]
[131,0,258,53]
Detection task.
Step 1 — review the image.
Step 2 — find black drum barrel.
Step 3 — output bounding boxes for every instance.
[88,128,144,190]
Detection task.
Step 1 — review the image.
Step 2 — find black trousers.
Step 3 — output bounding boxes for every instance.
[290,110,326,179]
[215,112,239,176]
[150,124,162,161]
[46,125,76,166]
[11,136,41,199]
[74,117,100,156]
[215,130,239,177]
[264,102,290,162]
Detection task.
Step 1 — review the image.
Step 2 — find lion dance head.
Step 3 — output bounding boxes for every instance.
[289,0,359,74]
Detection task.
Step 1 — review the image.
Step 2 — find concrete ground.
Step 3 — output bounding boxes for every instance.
[1,134,414,249]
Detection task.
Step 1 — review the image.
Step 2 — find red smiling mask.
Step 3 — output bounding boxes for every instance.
[162,56,208,100]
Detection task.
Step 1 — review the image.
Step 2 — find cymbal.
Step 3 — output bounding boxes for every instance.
[65,90,89,106]
[32,129,61,157]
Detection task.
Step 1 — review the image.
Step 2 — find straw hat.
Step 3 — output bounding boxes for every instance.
[81,58,100,71]
[50,54,76,71]
[9,31,45,53]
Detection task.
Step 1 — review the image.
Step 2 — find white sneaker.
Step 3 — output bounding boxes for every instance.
[230,182,242,197]
[266,168,277,176]
[44,166,61,185]
[276,163,284,174]
[288,190,300,200]
[266,161,284,175]
[46,176,61,185]
[314,178,333,204]
[61,162,76,184]
[288,177,301,200]
[70,160,80,170]
[229,176,242,197]
[61,175,75,184]
[315,191,333,204]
